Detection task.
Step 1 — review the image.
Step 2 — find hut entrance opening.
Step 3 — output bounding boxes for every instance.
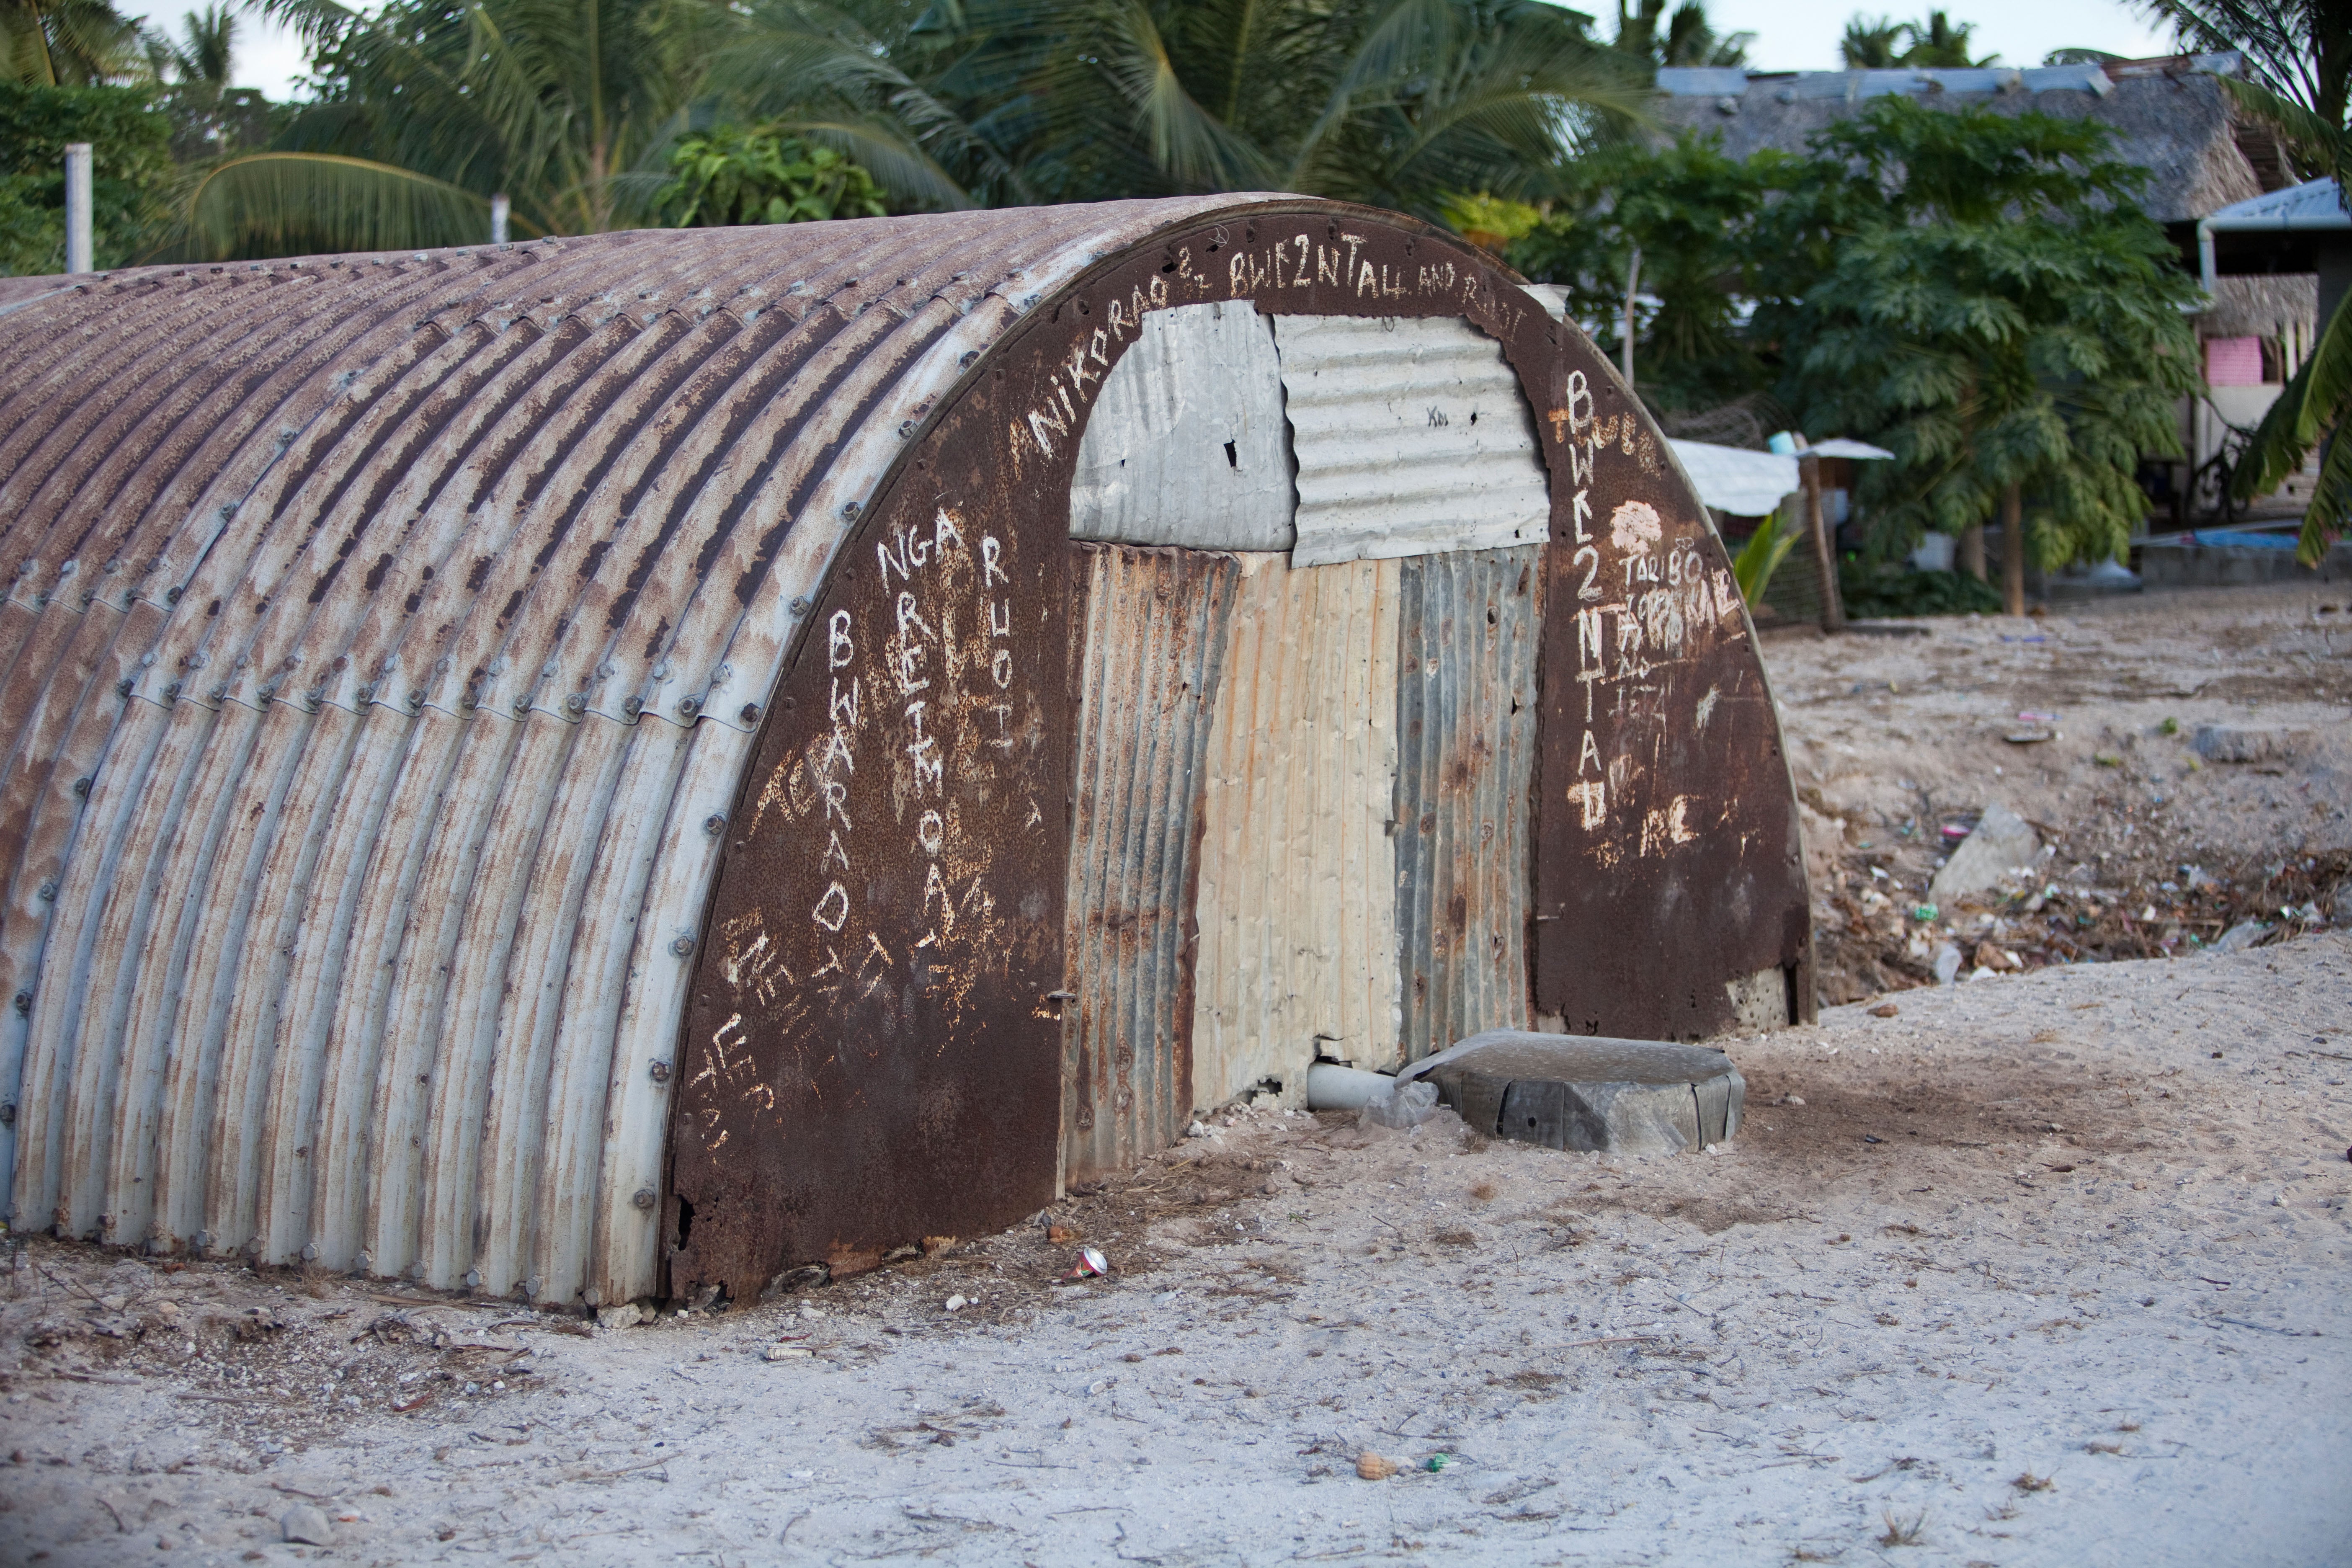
[1059,301,1551,1184]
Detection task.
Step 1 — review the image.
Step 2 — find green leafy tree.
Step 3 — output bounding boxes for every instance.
[1839,10,1996,69]
[1758,98,2201,611]
[0,80,171,272]
[714,0,1645,216]
[655,123,888,225]
[1616,0,1751,70]
[2144,0,2351,563]
[1508,131,1779,411]
[4,0,147,85]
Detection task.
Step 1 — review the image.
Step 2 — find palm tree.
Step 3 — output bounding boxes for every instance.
[1839,14,1906,69]
[1616,0,1751,70]
[709,0,1642,216]
[175,0,725,257]
[2144,0,2349,562]
[4,0,147,84]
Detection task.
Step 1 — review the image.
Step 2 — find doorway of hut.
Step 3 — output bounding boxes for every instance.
[1055,300,1552,1188]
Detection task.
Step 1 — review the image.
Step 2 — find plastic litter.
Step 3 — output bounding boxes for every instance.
[1425,1454,1450,1473]
[1359,1078,1439,1130]
[1070,1248,1111,1278]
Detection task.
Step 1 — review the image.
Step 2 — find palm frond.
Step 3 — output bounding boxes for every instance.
[172,151,522,260]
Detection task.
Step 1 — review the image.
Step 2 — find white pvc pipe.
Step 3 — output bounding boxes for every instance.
[63,143,92,275]
[491,193,511,246]
[1304,1062,1395,1110]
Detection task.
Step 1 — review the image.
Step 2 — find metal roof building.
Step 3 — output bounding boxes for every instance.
[0,198,1811,1308]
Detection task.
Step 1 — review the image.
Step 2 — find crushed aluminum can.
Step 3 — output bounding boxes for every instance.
[1070,1248,1110,1278]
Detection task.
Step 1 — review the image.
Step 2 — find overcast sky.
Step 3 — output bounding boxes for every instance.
[127,0,2183,101]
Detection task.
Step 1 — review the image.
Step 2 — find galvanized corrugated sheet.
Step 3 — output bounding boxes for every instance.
[1061,544,1239,1184]
[1189,552,1402,1102]
[1393,545,1541,1063]
[1272,313,1550,569]
[0,201,1251,1306]
[1068,301,1294,551]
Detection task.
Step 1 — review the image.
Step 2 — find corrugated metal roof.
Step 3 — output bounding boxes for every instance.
[1393,546,1540,1063]
[2203,176,2350,232]
[1190,552,1401,1102]
[1068,302,1294,550]
[1062,544,1238,1182]
[1273,314,1551,568]
[0,201,1245,1306]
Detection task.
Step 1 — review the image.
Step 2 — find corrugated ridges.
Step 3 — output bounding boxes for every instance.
[0,199,1245,1306]
[1393,546,1541,1062]
[1189,552,1402,1106]
[1061,544,1238,1183]
[1273,314,1551,569]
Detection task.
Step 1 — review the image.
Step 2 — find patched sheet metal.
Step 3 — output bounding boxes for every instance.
[1393,545,1541,1063]
[1068,302,1293,551]
[1272,313,1551,568]
[1189,552,1402,1100]
[1060,545,1238,1184]
[0,200,1811,1309]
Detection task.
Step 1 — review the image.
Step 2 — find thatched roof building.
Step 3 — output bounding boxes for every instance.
[1653,54,2313,343]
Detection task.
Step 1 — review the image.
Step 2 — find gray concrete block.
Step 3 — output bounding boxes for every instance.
[2193,723,2308,763]
[1399,1032,1744,1155]
[1929,800,2040,907]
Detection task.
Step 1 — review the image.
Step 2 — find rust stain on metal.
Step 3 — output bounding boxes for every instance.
[1060,544,1236,1185]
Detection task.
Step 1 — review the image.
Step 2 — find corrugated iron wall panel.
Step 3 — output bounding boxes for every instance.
[1189,552,1402,1104]
[1067,302,1294,551]
[1271,313,1551,568]
[0,202,1254,1305]
[1393,546,1541,1063]
[1061,545,1238,1184]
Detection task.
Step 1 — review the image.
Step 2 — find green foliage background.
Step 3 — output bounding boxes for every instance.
[0,81,172,272]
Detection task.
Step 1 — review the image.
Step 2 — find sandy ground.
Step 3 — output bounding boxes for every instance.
[1765,584,2351,1000]
[3,582,2348,1567]
[4,928,2347,1567]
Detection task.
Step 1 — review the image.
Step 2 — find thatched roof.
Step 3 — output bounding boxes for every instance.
[1653,56,2272,224]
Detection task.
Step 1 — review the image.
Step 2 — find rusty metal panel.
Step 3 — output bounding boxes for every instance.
[1188,552,1403,1101]
[1528,349,1814,1039]
[1393,545,1541,1064]
[0,200,1811,1310]
[1271,313,1551,568]
[1060,544,1238,1184]
[1067,302,1294,550]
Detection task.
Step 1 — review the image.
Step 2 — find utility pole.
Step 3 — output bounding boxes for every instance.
[2001,484,2026,617]
[63,143,92,275]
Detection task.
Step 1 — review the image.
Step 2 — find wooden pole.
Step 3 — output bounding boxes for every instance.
[1800,450,1844,631]
[2001,483,2026,617]
[1959,522,1986,581]
[1621,246,1641,390]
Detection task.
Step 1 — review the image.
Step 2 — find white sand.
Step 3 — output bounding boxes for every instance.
[5,932,2346,1566]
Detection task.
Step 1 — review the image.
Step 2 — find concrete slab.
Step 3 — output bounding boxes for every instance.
[1398,1032,1744,1155]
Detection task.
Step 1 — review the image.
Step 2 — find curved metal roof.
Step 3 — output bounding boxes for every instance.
[0,201,1239,1305]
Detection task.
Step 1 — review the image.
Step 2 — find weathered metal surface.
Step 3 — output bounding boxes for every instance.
[1068,301,1294,551]
[1527,342,1814,1038]
[1060,544,1238,1184]
[1187,551,1403,1099]
[1393,545,1541,1063]
[1271,313,1551,568]
[0,199,1812,1310]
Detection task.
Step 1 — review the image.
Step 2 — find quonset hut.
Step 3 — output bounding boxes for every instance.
[0,197,1810,1309]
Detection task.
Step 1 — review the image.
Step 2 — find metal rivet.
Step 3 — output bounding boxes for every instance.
[208,684,226,702]
[354,683,374,703]
[632,1189,657,1210]
[71,776,89,797]
[407,689,425,710]
[670,935,695,956]
[301,1243,319,1263]
[116,678,132,699]
[739,703,760,725]
[622,694,643,718]
[789,596,810,618]
[678,696,701,717]
[36,881,55,901]
[563,693,586,716]
[12,991,30,1015]
[702,813,726,836]
[162,681,180,701]
[524,1276,541,1299]
[649,1060,673,1084]
[464,1269,482,1289]
[513,695,531,715]
[0,1102,13,1128]
[839,500,861,521]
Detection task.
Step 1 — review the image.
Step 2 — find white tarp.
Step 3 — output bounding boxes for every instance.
[1666,439,1799,518]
